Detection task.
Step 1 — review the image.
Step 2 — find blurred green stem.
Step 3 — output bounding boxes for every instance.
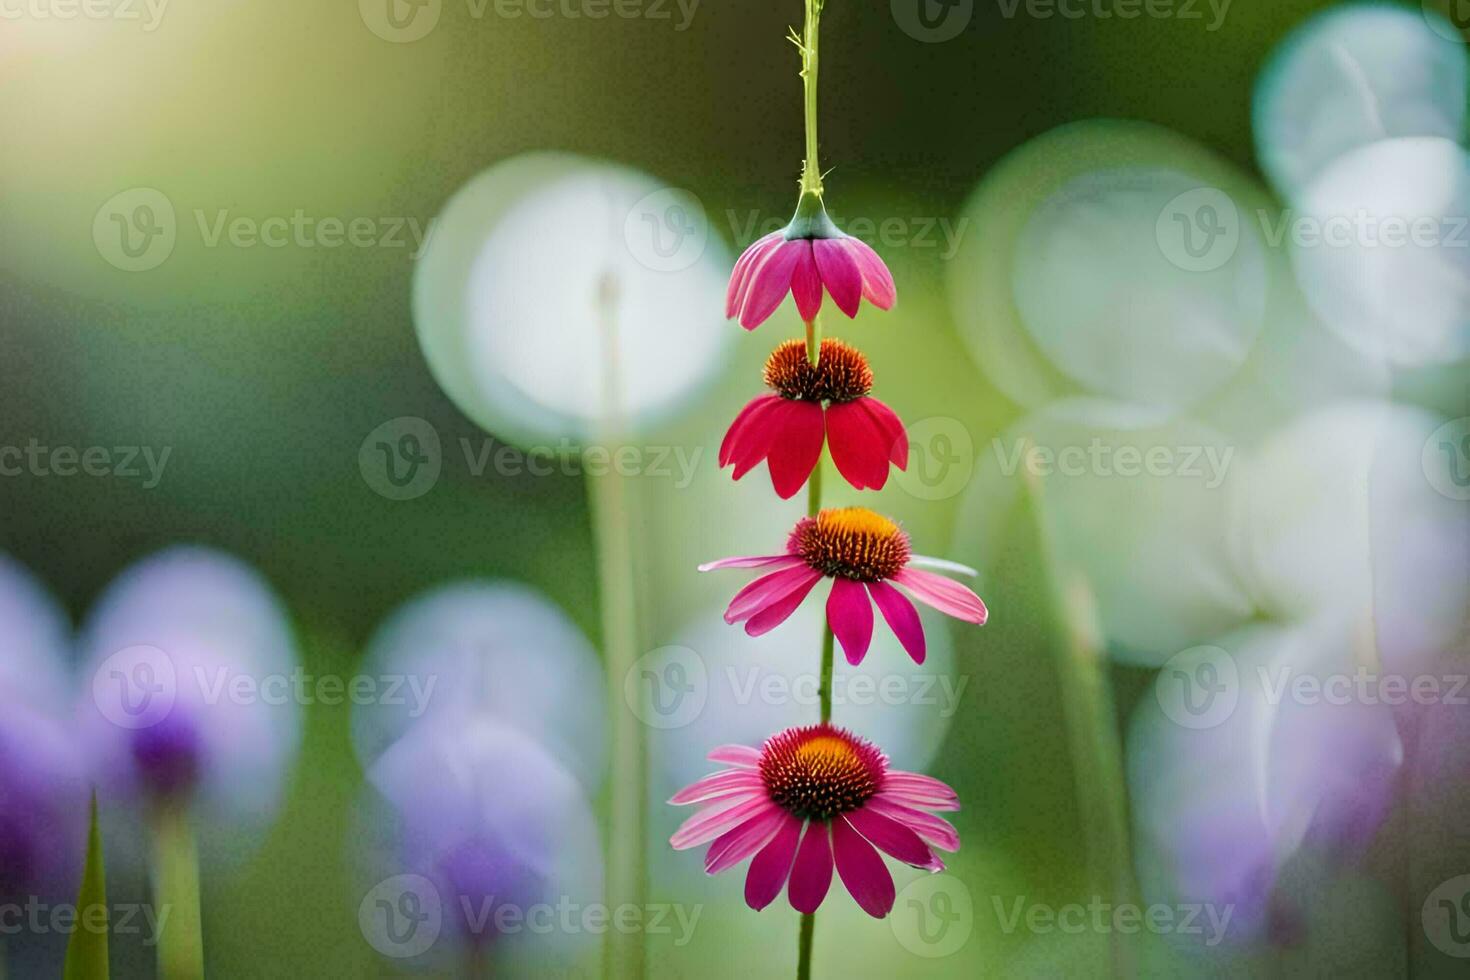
[149,804,202,980]
[1022,455,1138,979]
[796,911,815,980]
[593,272,646,980]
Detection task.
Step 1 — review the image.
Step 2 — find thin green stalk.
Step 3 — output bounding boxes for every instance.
[796,911,815,980]
[797,0,824,195]
[817,627,836,724]
[149,805,202,980]
[1021,450,1137,979]
[805,315,823,366]
[593,272,647,980]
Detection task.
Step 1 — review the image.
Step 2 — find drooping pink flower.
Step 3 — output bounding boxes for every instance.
[669,724,959,918]
[726,199,896,330]
[720,338,908,499]
[699,508,988,665]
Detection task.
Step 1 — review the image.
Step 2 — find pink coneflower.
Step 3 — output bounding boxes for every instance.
[699,508,988,665]
[726,199,897,330]
[669,724,959,918]
[720,338,908,499]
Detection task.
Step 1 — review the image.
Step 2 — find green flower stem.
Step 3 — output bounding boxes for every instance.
[593,272,647,980]
[805,316,823,366]
[1022,450,1138,979]
[149,804,202,980]
[796,0,824,195]
[796,911,815,980]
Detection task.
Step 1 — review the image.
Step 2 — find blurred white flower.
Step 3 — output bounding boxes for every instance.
[953,400,1254,666]
[74,547,301,836]
[1289,137,1470,368]
[351,580,606,792]
[1253,4,1468,202]
[414,152,733,447]
[1227,400,1470,670]
[949,119,1272,415]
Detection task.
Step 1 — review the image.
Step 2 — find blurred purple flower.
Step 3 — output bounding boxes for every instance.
[356,715,603,968]
[74,546,301,828]
[0,556,86,905]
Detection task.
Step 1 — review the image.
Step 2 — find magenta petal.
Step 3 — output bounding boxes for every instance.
[671,795,771,850]
[719,393,782,469]
[727,232,782,319]
[845,806,941,870]
[708,744,762,768]
[745,813,803,910]
[866,797,961,852]
[892,568,989,625]
[726,563,828,625]
[739,240,804,330]
[825,400,895,491]
[813,238,863,318]
[745,569,824,637]
[725,395,789,480]
[832,815,897,918]
[669,769,764,805]
[765,400,825,500]
[787,821,834,913]
[867,580,926,665]
[882,772,960,807]
[863,397,909,469]
[706,805,785,875]
[698,554,799,572]
[789,242,823,322]
[826,578,875,666]
[845,236,897,310]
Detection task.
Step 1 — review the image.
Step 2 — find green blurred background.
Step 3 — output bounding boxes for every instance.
[1,1,1455,977]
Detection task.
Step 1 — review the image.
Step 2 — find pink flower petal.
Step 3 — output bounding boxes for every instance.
[789,242,823,322]
[725,563,828,625]
[863,397,909,469]
[706,805,785,875]
[745,569,824,637]
[669,769,764,805]
[881,772,961,808]
[671,795,773,850]
[844,236,897,310]
[725,395,790,481]
[846,806,941,870]
[813,238,863,318]
[826,577,875,666]
[875,788,961,812]
[708,744,762,768]
[726,232,782,319]
[739,239,804,330]
[764,399,825,500]
[825,400,896,491]
[892,568,989,625]
[744,813,803,910]
[787,820,834,913]
[866,796,961,852]
[832,814,896,918]
[867,580,926,665]
[698,554,800,572]
[719,393,782,469]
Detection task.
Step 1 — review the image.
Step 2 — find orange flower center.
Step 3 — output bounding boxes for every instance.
[759,725,885,820]
[791,507,911,582]
[763,339,873,404]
